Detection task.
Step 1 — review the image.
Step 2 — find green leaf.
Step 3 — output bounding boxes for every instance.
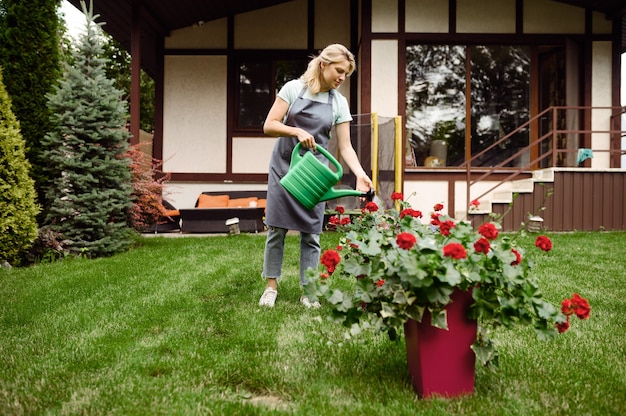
[534,326,558,341]
[349,323,361,337]
[392,288,410,305]
[536,300,557,320]
[379,302,396,319]
[425,285,454,304]
[430,308,448,329]
[471,342,499,370]
[405,304,425,322]
[328,290,353,312]
[403,269,432,288]
[343,256,371,276]
[440,263,462,286]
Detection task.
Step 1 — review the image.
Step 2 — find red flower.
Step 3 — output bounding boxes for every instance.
[328,216,340,225]
[335,205,345,214]
[320,273,330,279]
[556,316,570,333]
[470,199,480,208]
[340,217,351,226]
[391,192,403,201]
[396,232,417,250]
[439,220,456,236]
[478,222,499,240]
[320,249,341,274]
[473,237,491,254]
[535,235,553,252]
[561,294,591,320]
[571,293,591,319]
[430,213,442,226]
[561,298,574,315]
[363,202,379,213]
[433,203,444,211]
[443,242,467,259]
[511,248,522,266]
[400,208,422,219]
[376,279,385,287]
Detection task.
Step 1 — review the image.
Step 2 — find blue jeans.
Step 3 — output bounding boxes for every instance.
[262,226,321,285]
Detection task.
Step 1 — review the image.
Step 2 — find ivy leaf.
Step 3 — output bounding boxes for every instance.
[405,304,425,322]
[471,342,499,370]
[392,289,410,305]
[349,323,361,337]
[430,308,448,329]
[379,302,396,319]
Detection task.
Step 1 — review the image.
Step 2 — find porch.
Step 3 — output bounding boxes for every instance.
[401,106,626,231]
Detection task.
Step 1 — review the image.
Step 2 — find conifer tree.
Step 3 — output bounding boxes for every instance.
[42,1,134,257]
[0,68,40,266]
[0,0,62,210]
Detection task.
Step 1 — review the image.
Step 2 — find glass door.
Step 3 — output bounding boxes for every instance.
[406,44,530,168]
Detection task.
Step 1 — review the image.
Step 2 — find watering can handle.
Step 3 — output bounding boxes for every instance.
[291,142,344,178]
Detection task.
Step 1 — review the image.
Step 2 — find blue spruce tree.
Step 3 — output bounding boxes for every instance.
[42,1,134,257]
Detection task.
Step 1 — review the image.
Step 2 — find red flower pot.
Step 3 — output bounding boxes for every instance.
[403,288,477,398]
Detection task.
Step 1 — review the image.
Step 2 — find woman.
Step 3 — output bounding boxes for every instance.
[258,44,373,308]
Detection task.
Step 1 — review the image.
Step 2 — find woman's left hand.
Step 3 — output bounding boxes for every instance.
[356,175,373,193]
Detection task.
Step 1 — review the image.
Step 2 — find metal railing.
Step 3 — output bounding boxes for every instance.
[463,106,626,212]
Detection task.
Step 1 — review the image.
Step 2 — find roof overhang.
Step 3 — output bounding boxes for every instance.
[66,0,294,75]
[66,0,626,76]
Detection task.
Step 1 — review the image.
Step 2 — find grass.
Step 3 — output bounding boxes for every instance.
[1,231,625,415]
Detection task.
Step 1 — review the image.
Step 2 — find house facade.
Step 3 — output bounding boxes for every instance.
[69,0,626,228]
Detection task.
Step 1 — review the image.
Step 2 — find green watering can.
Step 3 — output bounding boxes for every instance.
[280,143,373,210]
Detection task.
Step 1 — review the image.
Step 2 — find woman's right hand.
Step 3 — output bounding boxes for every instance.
[295,128,316,149]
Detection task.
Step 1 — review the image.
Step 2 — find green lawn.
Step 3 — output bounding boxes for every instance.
[1,231,624,415]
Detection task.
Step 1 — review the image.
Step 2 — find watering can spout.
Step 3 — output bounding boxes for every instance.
[319,188,374,203]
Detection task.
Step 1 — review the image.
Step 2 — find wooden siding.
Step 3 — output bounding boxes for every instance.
[470,170,626,231]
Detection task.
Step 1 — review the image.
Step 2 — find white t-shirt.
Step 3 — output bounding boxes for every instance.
[277,78,353,126]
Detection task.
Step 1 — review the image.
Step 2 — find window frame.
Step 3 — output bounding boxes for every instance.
[231,52,309,135]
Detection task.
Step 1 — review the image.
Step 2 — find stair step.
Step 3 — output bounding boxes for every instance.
[532,168,555,182]
[467,169,555,221]
[492,191,512,203]
[511,178,534,193]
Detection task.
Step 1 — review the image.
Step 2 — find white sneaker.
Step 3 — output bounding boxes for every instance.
[300,296,321,309]
[258,288,278,307]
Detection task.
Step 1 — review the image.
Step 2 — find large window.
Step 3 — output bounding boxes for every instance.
[406,45,530,168]
[235,58,307,132]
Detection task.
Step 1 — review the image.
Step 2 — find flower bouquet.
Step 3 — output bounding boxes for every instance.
[304,193,590,369]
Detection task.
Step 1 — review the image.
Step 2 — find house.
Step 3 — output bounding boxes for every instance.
[67,0,626,230]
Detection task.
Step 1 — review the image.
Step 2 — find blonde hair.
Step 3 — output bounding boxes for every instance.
[301,44,356,94]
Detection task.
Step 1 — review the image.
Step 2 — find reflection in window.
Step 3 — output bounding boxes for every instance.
[406,45,466,167]
[470,45,530,167]
[405,45,530,168]
[236,59,306,131]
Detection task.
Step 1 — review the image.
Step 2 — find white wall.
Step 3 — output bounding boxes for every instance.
[524,0,584,33]
[162,56,227,173]
[457,0,515,33]
[234,0,307,49]
[405,0,448,33]
[371,40,398,117]
[590,41,612,168]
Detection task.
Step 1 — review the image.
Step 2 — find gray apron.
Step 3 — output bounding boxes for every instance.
[265,87,335,234]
